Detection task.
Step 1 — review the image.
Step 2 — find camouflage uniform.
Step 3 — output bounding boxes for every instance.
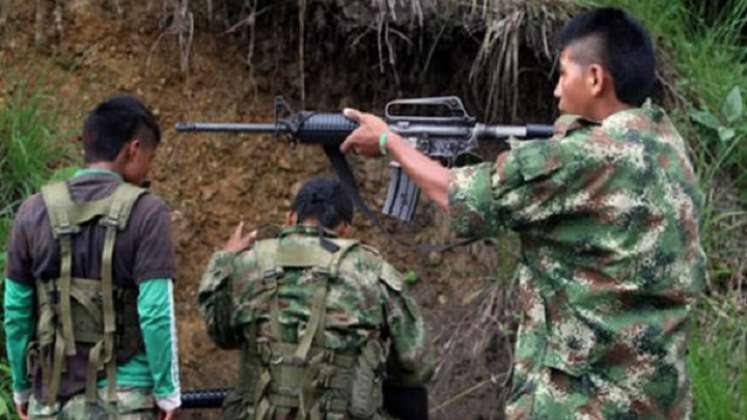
[28,387,157,419]
[198,225,434,419]
[449,102,706,419]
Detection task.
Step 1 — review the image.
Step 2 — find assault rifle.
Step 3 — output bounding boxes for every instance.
[181,383,429,419]
[176,96,553,223]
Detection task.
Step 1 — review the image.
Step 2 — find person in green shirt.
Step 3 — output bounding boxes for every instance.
[339,7,706,419]
[4,95,181,419]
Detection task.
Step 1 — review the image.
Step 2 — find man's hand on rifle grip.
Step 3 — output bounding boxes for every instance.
[341,108,392,158]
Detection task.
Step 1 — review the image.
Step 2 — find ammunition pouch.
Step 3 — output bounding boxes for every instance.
[349,340,386,419]
[115,287,145,362]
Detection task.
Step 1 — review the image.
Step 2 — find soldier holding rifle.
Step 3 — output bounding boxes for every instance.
[341,7,706,419]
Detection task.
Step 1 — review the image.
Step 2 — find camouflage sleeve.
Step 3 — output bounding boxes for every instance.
[197,250,244,349]
[449,135,584,237]
[379,262,434,386]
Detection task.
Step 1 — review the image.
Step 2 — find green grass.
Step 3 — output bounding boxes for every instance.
[0,78,71,419]
[688,296,747,419]
[584,0,747,195]
[0,363,14,418]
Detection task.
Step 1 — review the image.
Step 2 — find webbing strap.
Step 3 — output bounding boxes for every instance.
[98,182,145,403]
[253,370,273,420]
[105,358,117,403]
[85,341,104,402]
[100,182,147,230]
[267,343,356,368]
[270,293,283,341]
[41,183,77,238]
[255,241,283,341]
[275,243,334,268]
[59,237,76,356]
[272,393,348,413]
[294,277,329,362]
[327,240,358,280]
[65,199,115,227]
[101,224,117,402]
[46,329,66,404]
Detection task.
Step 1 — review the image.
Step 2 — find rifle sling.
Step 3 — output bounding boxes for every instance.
[323,145,479,253]
[323,145,390,238]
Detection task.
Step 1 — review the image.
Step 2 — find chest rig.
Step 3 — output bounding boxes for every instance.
[238,237,387,420]
[35,181,146,405]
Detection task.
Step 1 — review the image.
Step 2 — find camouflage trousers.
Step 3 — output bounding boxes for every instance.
[505,365,692,420]
[28,387,157,419]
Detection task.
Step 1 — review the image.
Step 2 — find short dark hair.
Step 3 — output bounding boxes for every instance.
[558,7,655,106]
[82,95,161,162]
[292,177,353,229]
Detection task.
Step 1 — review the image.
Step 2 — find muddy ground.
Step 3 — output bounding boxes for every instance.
[0,3,545,418]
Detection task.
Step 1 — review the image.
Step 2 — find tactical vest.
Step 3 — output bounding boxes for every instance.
[235,237,388,420]
[33,181,147,405]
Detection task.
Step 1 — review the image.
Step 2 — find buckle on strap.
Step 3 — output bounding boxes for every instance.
[262,268,283,280]
[54,221,79,236]
[311,266,330,277]
[99,214,120,228]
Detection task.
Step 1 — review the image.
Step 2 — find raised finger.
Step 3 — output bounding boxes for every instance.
[343,108,363,123]
[232,221,245,238]
[241,229,258,246]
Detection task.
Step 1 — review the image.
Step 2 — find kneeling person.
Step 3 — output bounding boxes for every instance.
[198,176,434,419]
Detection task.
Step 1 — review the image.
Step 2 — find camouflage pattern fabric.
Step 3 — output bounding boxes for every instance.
[198,225,433,418]
[449,101,706,419]
[28,387,156,419]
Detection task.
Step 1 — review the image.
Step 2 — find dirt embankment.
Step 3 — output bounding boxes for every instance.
[1,3,541,418]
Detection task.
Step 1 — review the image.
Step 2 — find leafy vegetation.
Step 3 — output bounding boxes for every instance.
[0,78,70,419]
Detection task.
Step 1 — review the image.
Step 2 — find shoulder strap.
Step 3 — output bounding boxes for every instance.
[97,182,146,402]
[99,182,147,230]
[253,240,283,341]
[39,183,80,363]
[41,182,79,237]
[41,181,147,235]
[254,239,280,278]
[275,241,335,270]
[379,261,403,292]
[327,239,359,278]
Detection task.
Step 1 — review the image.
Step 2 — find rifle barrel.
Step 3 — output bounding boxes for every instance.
[175,122,286,133]
[181,388,230,409]
[477,123,554,139]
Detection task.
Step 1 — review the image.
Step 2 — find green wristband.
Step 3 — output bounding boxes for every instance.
[379,132,389,156]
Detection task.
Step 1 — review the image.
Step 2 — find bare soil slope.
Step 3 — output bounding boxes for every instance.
[1,3,522,418]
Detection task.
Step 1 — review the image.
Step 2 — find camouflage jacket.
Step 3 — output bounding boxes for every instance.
[198,225,434,388]
[449,102,706,416]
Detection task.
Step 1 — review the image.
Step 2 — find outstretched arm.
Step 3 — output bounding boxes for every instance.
[340,109,451,210]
